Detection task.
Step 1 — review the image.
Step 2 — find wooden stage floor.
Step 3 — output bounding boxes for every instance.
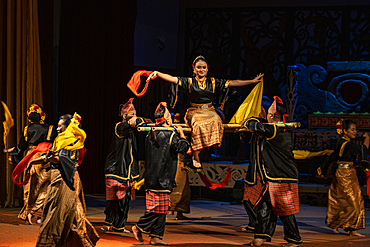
[1,195,370,246]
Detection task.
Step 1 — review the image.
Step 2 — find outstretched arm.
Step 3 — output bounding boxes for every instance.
[228,73,264,87]
[147,71,179,84]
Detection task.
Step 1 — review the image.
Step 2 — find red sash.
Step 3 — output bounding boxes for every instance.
[77,147,87,166]
[12,142,52,186]
[198,166,232,189]
[127,70,155,97]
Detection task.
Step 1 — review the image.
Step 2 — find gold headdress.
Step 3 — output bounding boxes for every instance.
[27,104,45,124]
[336,119,343,135]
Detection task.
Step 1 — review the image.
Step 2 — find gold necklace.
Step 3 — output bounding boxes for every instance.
[196,77,206,90]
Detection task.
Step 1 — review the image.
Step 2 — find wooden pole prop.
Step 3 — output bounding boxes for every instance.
[138,122,300,133]
[137,127,192,132]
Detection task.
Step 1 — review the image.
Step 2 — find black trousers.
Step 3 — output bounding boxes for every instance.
[103,186,131,232]
[243,199,257,231]
[254,191,302,245]
[136,212,166,239]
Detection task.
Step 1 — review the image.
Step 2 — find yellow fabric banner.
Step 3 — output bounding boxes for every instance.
[1,101,14,149]
[229,78,263,124]
[52,113,86,152]
[134,179,145,190]
[293,150,328,160]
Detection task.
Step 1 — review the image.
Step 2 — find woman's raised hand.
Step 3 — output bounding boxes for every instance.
[252,73,264,84]
[146,71,158,82]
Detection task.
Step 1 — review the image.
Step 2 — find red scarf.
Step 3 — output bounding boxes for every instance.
[127,70,155,97]
[198,167,232,189]
[12,142,52,186]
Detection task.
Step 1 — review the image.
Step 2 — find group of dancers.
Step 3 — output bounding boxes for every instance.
[3,55,369,246]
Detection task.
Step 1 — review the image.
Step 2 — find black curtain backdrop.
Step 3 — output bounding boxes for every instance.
[39,0,138,194]
[38,0,54,122]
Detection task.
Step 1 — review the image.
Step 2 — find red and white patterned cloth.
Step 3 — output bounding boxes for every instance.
[146,191,171,214]
[244,176,267,205]
[268,182,299,216]
[244,175,299,216]
[105,177,135,201]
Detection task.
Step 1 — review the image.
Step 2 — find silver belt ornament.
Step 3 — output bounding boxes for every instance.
[337,163,354,169]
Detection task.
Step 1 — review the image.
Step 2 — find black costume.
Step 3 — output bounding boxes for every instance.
[103,118,144,232]
[10,123,57,220]
[135,129,190,239]
[326,136,368,231]
[243,118,302,245]
[37,148,99,246]
[10,123,57,164]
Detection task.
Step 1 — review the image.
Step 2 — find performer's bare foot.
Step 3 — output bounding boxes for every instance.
[192,156,201,168]
[27,213,33,225]
[349,230,365,237]
[123,228,130,233]
[100,225,112,232]
[175,212,189,220]
[250,238,266,246]
[332,228,339,234]
[150,237,171,245]
[132,225,144,243]
[36,217,41,224]
[281,243,301,247]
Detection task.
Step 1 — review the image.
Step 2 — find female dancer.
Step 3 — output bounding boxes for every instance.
[326,119,369,236]
[3,104,57,224]
[27,114,99,246]
[147,55,263,167]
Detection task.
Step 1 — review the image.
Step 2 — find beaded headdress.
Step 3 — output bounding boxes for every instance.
[27,103,45,124]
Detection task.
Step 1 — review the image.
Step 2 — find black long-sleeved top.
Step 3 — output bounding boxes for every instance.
[167,77,236,111]
[332,136,369,170]
[104,118,145,182]
[10,123,57,164]
[244,118,299,185]
[144,130,190,192]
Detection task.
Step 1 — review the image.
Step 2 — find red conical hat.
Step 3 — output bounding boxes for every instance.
[155,102,171,126]
[119,98,136,116]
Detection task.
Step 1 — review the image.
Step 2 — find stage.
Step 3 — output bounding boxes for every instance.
[1,195,370,246]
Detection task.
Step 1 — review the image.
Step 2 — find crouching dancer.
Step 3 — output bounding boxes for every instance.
[132,102,190,245]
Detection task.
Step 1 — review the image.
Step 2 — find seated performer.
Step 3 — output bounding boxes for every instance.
[102,98,145,233]
[4,103,57,224]
[147,55,263,167]
[326,119,369,236]
[242,96,302,247]
[26,114,99,246]
[132,102,190,245]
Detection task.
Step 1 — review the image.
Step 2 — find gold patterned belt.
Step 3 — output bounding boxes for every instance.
[337,163,354,169]
[190,103,212,109]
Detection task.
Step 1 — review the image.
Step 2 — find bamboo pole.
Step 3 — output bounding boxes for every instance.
[138,122,300,133]
[137,127,192,132]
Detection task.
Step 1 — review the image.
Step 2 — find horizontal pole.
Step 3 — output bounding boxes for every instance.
[138,122,300,133]
[137,127,192,132]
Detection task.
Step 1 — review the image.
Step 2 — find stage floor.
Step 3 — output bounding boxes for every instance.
[1,195,370,246]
